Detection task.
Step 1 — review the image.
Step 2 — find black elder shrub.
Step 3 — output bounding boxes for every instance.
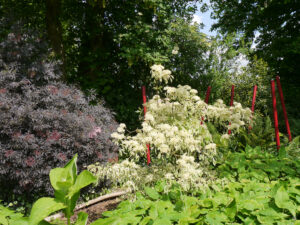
[0,25,119,199]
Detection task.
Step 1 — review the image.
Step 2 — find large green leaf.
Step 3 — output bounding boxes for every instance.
[139,216,151,225]
[50,168,73,192]
[0,215,8,225]
[74,212,89,225]
[50,155,78,192]
[274,186,296,217]
[205,211,228,225]
[67,170,97,199]
[63,154,78,183]
[144,187,160,200]
[153,218,172,225]
[9,217,29,225]
[28,198,66,225]
[278,147,287,159]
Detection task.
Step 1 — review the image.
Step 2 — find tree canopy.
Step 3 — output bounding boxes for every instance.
[210,0,300,135]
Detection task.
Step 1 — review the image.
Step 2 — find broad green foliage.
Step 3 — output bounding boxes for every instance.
[93,145,300,224]
[218,145,300,182]
[0,155,97,225]
[0,204,23,225]
[91,179,300,224]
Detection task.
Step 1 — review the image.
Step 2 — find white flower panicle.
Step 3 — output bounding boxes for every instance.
[151,64,173,83]
[172,46,179,55]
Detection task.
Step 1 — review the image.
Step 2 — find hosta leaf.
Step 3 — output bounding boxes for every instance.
[139,216,151,225]
[0,215,8,225]
[153,218,172,225]
[155,181,165,193]
[29,197,66,225]
[258,208,288,221]
[226,199,237,220]
[256,215,274,224]
[274,186,296,217]
[205,211,228,225]
[145,187,160,200]
[149,203,159,220]
[278,147,287,159]
[239,199,262,211]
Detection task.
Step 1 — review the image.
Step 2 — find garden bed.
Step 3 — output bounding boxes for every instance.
[45,190,128,224]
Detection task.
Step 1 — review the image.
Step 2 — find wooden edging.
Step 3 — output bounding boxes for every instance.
[45,190,128,222]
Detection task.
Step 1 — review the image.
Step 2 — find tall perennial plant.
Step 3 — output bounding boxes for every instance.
[89,65,252,192]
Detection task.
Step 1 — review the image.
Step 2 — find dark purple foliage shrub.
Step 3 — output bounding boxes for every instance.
[0,26,119,197]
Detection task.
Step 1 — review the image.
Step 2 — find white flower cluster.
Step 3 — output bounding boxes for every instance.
[95,65,251,193]
[172,46,179,55]
[175,154,212,191]
[88,154,220,193]
[150,64,173,83]
[111,83,251,164]
[88,160,141,192]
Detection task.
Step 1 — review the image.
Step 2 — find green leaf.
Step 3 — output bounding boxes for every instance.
[90,217,118,225]
[239,199,263,211]
[0,215,8,225]
[67,170,97,199]
[256,215,275,224]
[144,187,160,200]
[155,181,165,193]
[279,147,287,159]
[274,186,296,217]
[149,203,159,220]
[258,208,288,220]
[153,218,172,225]
[226,199,237,220]
[139,216,151,225]
[74,212,89,225]
[50,168,73,192]
[205,211,228,225]
[28,198,66,225]
[9,217,29,225]
[49,155,79,193]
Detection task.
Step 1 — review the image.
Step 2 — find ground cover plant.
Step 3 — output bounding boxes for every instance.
[0,27,118,207]
[92,145,300,225]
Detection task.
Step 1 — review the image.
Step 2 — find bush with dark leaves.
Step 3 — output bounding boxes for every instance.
[0,26,118,198]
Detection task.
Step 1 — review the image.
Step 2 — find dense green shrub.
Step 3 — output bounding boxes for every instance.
[0,27,118,198]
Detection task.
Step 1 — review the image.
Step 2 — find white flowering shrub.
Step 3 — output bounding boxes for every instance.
[88,155,223,193]
[89,64,252,192]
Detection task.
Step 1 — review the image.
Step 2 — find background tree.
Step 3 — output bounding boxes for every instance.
[0,0,202,130]
[209,0,300,136]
